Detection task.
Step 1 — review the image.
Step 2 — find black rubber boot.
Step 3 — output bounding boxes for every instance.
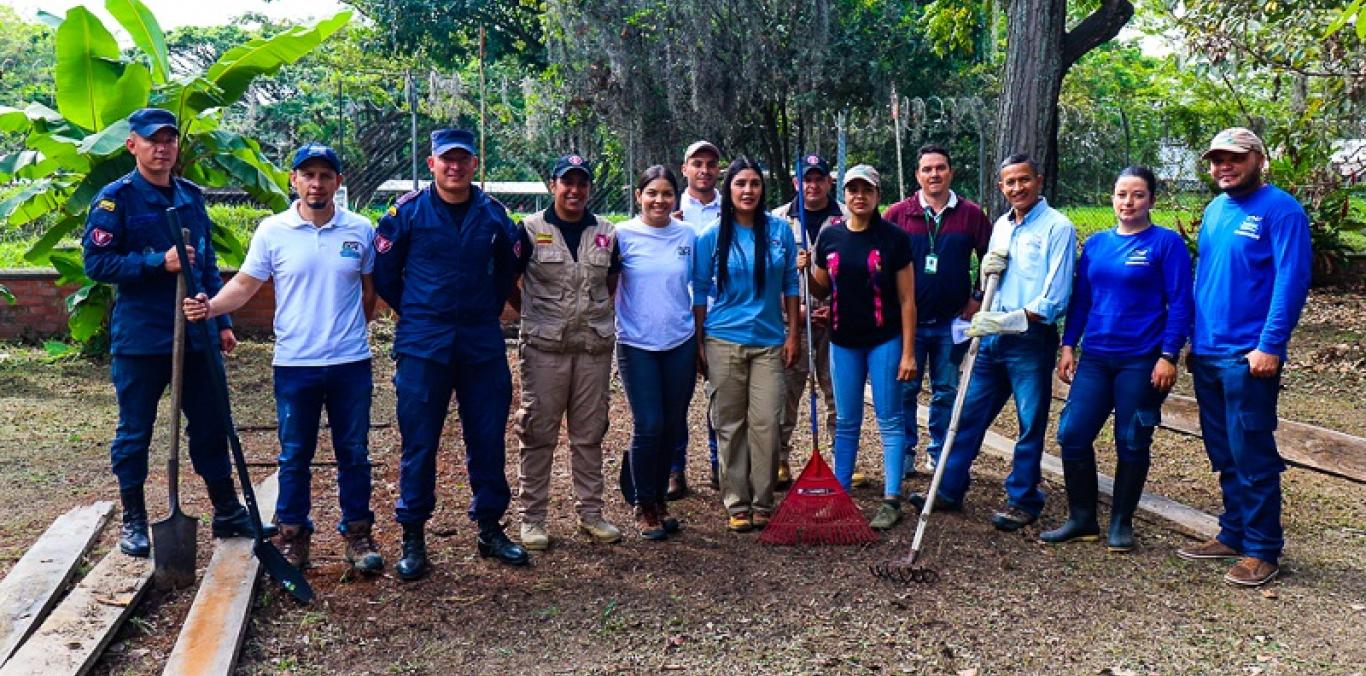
[396,522,428,581]
[477,523,530,566]
[118,486,150,558]
[1040,459,1101,543]
[1107,460,1150,552]
[204,477,275,539]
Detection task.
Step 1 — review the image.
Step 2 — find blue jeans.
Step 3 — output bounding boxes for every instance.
[1191,355,1285,565]
[671,397,718,473]
[619,338,698,505]
[935,324,1058,516]
[902,322,967,464]
[393,353,512,528]
[1056,352,1167,464]
[109,354,232,490]
[830,336,907,497]
[273,359,374,532]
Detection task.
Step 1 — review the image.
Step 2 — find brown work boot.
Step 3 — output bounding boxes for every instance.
[1224,557,1279,587]
[1177,538,1240,561]
[273,523,311,569]
[343,520,384,574]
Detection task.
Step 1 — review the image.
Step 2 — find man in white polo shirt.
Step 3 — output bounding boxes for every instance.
[183,143,382,574]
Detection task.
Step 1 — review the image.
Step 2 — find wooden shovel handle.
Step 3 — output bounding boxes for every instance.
[168,228,188,510]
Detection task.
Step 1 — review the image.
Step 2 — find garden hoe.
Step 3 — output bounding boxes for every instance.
[167,208,314,604]
[871,270,1001,584]
[151,228,198,590]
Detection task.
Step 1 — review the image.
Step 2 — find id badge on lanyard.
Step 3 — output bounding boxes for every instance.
[924,253,938,274]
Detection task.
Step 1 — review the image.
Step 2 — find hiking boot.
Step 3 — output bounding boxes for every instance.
[272,523,311,569]
[776,461,793,491]
[850,471,870,488]
[751,511,772,529]
[870,500,902,531]
[727,511,753,533]
[990,505,1037,532]
[635,504,666,541]
[396,522,427,581]
[1177,538,1240,561]
[477,525,531,566]
[666,471,690,501]
[520,521,550,551]
[578,516,622,544]
[907,491,962,513]
[205,478,275,539]
[1224,557,1279,587]
[708,463,720,491]
[118,486,150,558]
[1039,459,1100,544]
[342,520,383,574]
[655,501,680,534]
[1107,460,1149,553]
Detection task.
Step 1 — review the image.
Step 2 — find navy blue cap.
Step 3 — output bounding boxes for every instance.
[129,108,178,137]
[799,153,831,177]
[551,154,592,181]
[291,143,342,173]
[431,129,477,157]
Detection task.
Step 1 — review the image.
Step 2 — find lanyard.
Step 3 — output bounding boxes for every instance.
[923,206,945,253]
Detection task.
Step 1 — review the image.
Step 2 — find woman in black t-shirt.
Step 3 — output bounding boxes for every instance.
[800,164,917,530]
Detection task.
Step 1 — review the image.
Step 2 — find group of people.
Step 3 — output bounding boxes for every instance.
[85,107,1310,590]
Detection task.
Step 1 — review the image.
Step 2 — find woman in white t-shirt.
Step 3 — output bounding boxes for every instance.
[615,165,698,540]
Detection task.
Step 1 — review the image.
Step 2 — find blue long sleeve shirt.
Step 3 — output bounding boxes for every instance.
[1193,184,1311,358]
[1062,225,1193,357]
[987,197,1076,324]
[691,214,799,347]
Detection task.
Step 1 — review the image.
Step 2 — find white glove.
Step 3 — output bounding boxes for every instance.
[966,309,1029,337]
[981,250,1008,277]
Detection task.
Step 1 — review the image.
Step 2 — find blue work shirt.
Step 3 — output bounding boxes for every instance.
[1193,184,1311,358]
[691,214,800,347]
[82,170,231,356]
[987,197,1076,324]
[373,185,520,363]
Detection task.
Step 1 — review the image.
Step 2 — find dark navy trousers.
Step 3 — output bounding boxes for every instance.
[393,353,513,528]
[1191,355,1286,565]
[1056,352,1167,464]
[109,354,232,490]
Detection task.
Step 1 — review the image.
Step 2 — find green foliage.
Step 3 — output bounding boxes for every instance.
[342,0,546,68]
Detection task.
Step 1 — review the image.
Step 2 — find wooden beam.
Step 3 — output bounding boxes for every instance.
[161,472,280,676]
[0,549,153,676]
[0,502,114,664]
[1053,378,1366,483]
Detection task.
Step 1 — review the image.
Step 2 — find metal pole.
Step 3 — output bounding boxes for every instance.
[479,25,487,190]
[407,71,419,192]
[336,77,344,167]
[836,108,848,199]
[892,84,906,201]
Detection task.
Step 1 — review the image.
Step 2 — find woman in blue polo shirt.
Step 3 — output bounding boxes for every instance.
[692,156,801,533]
[1044,166,1193,552]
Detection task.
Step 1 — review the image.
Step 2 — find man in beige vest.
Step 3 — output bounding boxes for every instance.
[771,153,846,487]
[512,154,622,550]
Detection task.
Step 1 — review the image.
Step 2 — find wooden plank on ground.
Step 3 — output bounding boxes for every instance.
[161,472,279,676]
[0,549,153,676]
[0,501,114,664]
[1053,377,1366,483]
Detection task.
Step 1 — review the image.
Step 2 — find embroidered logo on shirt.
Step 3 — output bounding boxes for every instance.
[677,245,691,257]
[1124,248,1151,266]
[594,233,610,249]
[535,232,554,245]
[90,228,114,247]
[375,235,393,253]
[340,241,362,259]
[96,199,116,212]
[1235,216,1262,240]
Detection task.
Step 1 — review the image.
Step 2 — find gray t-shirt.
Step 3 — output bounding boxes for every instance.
[614,217,697,351]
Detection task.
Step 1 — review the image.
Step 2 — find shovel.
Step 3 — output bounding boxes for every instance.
[152,227,198,590]
[166,208,314,603]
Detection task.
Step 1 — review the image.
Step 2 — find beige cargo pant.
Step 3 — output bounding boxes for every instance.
[705,337,784,516]
[514,344,612,523]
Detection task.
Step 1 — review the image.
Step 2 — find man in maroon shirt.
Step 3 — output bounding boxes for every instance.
[883,144,992,479]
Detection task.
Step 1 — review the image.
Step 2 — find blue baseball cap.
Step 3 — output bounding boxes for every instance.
[431,129,477,157]
[551,153,592,181]
[128,108,178,138]
[291,143,342,173]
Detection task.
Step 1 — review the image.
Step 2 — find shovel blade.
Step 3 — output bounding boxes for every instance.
[151,509,198,590]
[254,540,314,604]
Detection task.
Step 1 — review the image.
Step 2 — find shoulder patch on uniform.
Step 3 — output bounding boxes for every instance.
[375,234,393,254]
[96,199,116,212]
[90,228,114,247]
[534,232,554,244]
[594,232,610,249]
[386,205,398,217]
[395,190,421,207]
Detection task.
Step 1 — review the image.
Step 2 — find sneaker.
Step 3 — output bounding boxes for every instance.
[776,461,793,491]
[656,501,681,534]
[1224,557,1279,587]
[907,491,962,513]
[989,505,1037,532]
[1177,538,1240,561]
[751,511,772,529]
[519,521,550,551]
[635,505,666,541]
[578,516,622,544]
[273,523,311,569]
[342,520,384,574]
[851,471,870,488]
[727,511,753,533]
[666,471,690,501]
[869,501,902,530]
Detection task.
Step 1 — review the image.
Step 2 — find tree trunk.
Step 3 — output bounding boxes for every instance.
[990,0,1134,216]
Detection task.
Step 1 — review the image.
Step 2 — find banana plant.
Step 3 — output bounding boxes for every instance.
[0,0,350,344]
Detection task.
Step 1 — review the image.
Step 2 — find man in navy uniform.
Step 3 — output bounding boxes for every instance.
[82,107,261,558]
[374,128,530,580]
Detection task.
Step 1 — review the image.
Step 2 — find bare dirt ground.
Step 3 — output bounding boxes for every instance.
[1,286,1363,674]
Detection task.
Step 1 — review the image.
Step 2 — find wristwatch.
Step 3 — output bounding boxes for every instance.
[1160,351,1178,365]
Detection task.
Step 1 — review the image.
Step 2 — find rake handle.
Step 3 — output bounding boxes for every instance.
[168,228,188,512]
